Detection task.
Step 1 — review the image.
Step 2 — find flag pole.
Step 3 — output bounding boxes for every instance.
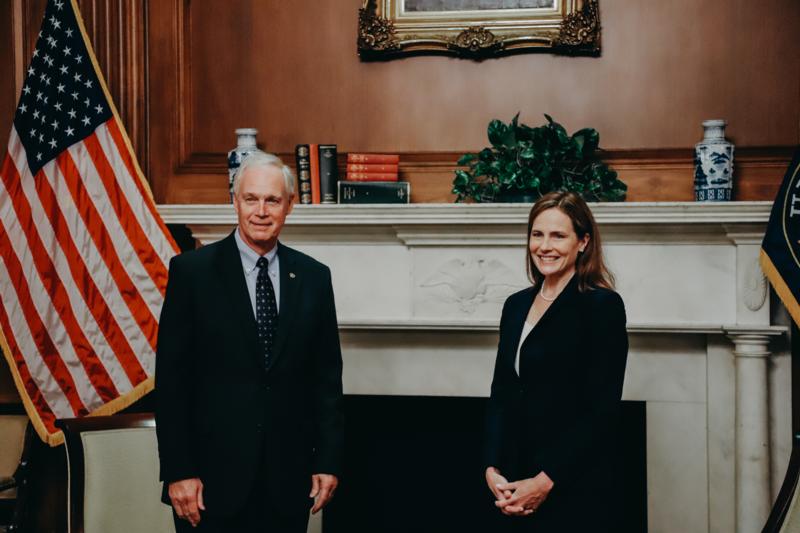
[763,321,800,532]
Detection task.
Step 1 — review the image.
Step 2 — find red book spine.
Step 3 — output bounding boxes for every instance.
[346,153,400,164]
[309,143,321,204]
[346,163,399,173]
[345,172,399,182]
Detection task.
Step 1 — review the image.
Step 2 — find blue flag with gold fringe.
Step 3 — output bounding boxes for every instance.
[761,147,800,326]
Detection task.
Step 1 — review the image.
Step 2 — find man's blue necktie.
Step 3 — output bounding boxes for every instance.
[255,257,278,368]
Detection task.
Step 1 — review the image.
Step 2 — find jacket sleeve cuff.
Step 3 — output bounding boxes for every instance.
[312,450,343,478]
[159,455,200,484]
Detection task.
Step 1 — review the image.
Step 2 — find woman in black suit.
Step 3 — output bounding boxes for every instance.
[484,191,628,532]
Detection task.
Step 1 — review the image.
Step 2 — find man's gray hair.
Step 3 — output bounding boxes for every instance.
[232,151,295,198]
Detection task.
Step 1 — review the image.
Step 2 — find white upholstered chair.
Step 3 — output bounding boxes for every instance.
[56,413,323,533]
[56,413,175,533]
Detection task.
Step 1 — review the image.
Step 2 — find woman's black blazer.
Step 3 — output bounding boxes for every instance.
[485,275,628,498]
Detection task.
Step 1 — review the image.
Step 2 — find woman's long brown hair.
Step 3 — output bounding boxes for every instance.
[526,191,615,292]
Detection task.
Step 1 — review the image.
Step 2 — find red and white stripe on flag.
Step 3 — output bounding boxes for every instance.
[0,0,178,445]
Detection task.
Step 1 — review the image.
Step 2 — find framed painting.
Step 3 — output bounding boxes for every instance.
[358,0,601,60]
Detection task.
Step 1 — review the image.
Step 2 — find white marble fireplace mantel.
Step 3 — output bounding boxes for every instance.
[159,202,789,533]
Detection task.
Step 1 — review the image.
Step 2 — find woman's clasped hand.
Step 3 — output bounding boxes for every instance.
[487,467,554,516]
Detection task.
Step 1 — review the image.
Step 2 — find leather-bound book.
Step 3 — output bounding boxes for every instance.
[345,172,399,182]
[346,153,400,164]
[309,143,321,204]
[338,181,410,204]
[318,144,339,204]
[346,163,399,173]
[294,144,312,204]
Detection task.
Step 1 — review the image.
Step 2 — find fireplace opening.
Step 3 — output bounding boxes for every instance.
[323,395,646,533]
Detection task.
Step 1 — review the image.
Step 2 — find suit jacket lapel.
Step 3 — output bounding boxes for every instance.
[268,242,301,371]
[216,231,260,360]
[530,275,580,334]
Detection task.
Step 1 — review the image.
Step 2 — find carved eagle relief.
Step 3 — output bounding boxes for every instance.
[420,257,524,313]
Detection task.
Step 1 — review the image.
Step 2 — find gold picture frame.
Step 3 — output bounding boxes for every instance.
[358,0,600,60]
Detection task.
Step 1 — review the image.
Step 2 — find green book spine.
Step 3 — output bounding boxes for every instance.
[318,144,339,204]
[338,181,410,204]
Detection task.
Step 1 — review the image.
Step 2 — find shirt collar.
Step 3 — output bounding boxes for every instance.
[234,228,278,274]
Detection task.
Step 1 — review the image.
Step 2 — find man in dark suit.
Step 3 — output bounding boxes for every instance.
[155,151,344,532]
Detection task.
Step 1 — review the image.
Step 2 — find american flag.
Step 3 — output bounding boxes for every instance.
[0,0,178,445]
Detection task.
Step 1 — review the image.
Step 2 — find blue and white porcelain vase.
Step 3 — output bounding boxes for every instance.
[227,128,260,202]
[694,120,734,202]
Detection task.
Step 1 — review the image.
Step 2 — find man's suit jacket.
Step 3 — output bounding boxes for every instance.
[484,276,628,530]
[155,233,344,516]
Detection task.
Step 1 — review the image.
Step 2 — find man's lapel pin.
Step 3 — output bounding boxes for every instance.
[289,272,296,279]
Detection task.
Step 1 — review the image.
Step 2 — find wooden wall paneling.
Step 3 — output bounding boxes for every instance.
[148,0,190,203]
[0,1,19,153]
[0,0,46,152]
[180,0,800,153]
[11,0,23,98]
[146,0,246,205]
[21,1,46,78]
[141,0,798,205]
[77,0,149,178]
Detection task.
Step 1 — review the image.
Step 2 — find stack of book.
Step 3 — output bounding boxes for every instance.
[294,144,339,204]
[340,153,410,204]
[345,153,399,182]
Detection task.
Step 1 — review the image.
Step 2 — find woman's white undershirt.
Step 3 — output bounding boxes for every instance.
[515,320,535,374]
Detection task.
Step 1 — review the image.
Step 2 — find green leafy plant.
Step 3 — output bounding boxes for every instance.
[452,114,627,202]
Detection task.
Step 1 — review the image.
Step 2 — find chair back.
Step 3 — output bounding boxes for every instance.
[57,413,174,533]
